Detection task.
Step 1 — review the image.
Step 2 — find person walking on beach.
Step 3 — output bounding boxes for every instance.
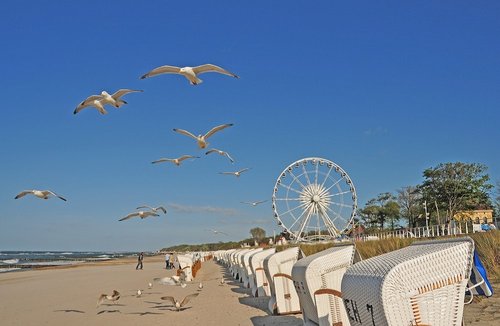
[165,252,171,269]
[136,252,144,270]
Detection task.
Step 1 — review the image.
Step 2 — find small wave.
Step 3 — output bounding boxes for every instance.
[60,252,73,255]
[97,254,110,258]
[1,259,19,264]
[0,268,21,273]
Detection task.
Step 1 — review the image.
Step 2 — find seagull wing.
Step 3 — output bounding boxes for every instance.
[46,190,67,201]
[74,95,103,114]
[204,123,233,139]
[180,293,199,307]
[173,128,198,140]
[111,89,143,99]
[154,277,177,285]
[119,212,139,221]
[178,155,199,162]
[141,65,181,79]
[240,201,252,205]
[97,294,107,307]
[238,168,250,174]
[255,200,268,205]
[205,149,217,155]
[192,64,239,78]
[14,190,33,199]
[224,152,235,163]
[152,158,173,164]
[160,296,177,306]
[155,206,167,214]
[136,205,154,210]
[219,172,235,175]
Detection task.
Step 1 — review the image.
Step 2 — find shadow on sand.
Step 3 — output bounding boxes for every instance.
[96,309,121,315]
[251,315,303,326]
[53,309,85,313]
[238,296,270,313]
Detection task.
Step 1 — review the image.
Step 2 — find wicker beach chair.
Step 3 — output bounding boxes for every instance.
[292,244,358,326]
[263,246,305,315]
[341,237,474,326]
[177,255,194,282]
[242,248,263,288]
[230,249,244,279]
[250,248,276,297]
[235,249,253,283]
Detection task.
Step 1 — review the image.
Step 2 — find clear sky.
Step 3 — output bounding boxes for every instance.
[0,1,498,251]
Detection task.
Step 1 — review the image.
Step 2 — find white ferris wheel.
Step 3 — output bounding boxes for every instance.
[272,157,357,242]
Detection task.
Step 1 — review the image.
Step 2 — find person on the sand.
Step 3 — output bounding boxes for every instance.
[136,252,144,270]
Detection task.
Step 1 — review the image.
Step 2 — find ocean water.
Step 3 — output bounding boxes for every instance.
[0,251,136,272]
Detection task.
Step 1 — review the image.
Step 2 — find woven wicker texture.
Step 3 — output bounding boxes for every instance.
[292,244,356,326]
[263,247,305,314]
[341,237,474,326]
[250,248,276,297]
[243,248,264,289]
[177,255,194,281]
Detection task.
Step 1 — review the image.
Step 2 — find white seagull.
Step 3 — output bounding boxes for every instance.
[148,282,153,289]
[151,155,200,166]
[173,123,233,149]
[74,89,142,115]
[140,64,238,85]
[15,189,67,201]
[119,210,159,221]
[198,282,203,291]
[160,293,199,312]
[206,228,228,236]
[219,168,250,177]
[136,289,142,297]
[205,148,234,163]
[97,290,120,307]
[241,200,268,206]
[136,205,167,214]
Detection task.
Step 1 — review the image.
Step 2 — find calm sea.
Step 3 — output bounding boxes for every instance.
[0,251,137,273]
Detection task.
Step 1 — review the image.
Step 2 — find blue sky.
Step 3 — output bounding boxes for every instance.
[0,1,498,251]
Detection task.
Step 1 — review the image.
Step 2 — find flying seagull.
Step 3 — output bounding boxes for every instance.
[206,228,228,236]
[205,148,234,163]
[241,200,268,206]
[219,168,250,177]
[173,123,233,149]
[97,290,120,307]
[160,293,199,311]
[74,89,142,115]
[140,64,238,85]
[151,155,200,166]
[15,189,67,201]
[136,206,167,214]
[119,210,159,221]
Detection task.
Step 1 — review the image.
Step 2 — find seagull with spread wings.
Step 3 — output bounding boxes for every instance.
[241,200,268,206]
[173,123,233,149]
[74,89,142,115]
[205,148,234,163]
[206,228,229,236]
[151,155,200,166]
[219,168,250,177]
[140,64,238,85]
[136,205,167,214]
[96,290,120,307]
[15,189,67,201]
[119,210,159,221]
[161,293,199,311]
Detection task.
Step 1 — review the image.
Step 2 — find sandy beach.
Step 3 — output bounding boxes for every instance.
[0,255,496,325]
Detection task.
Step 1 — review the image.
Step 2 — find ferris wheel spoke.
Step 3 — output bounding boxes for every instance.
[329,201,352,209]
[280,201,309,216]
[324,204,349,226]
[278,182,302,196]
[319,208,341,236]
[287,204,311,234]
[296,205,314,239]
[288,170,307,190]
[320,165,334,188]
[323,177,344,193]
[314,163,319,185]
[323,190,351,198]
[301,164,312,186]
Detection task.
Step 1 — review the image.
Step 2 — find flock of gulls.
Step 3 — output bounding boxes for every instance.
[14,62,266,226]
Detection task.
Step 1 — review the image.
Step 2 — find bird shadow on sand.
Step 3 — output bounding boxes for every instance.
[96,309,121,315]
[53,309,85,314]
[144,301,163,305]
[250,315,303,326]
[238,296,270,312]
[127,311,164,316]
[99,303,125,307]
[153,305,193,312]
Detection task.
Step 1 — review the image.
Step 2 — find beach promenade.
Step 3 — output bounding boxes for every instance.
[0,256,497,325]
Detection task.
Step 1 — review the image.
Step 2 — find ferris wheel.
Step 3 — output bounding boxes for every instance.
[272,157,357,242]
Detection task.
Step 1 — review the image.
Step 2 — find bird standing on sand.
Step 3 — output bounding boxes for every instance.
[241,200,268,206]
[140,64,238,85]
[173,123,233,149]
[205,148,235,163]
[148,282,153,289]
[136,289,142,297]
[198,282,203,291]
[74,89,142,115]
[97,290,120,307]
[161,293,199,311]
[220,277,225,286]
[15,189,67,201]
[119,210,159,221]
[219,168,250,177]
[136,206,167,214]
[151,155,200,166]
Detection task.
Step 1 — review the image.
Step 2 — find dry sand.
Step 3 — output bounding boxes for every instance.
[0,256,497,325]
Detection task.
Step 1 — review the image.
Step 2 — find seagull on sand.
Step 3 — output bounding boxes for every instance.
[173,123,233,149]
[74,89,142,115]
[140,64,239,85]
[148,282,153,289]
[160,293,199,312]
[219,277,225,286]
[119,210,159,221]
[198,282,203,291]
[15,189,67,201]
[97,290,120,307]
[206,229,228,236]
[154,273,187,287]
[136,206,167,214]
[241,200,268,207]
[151,155,200,166]
[136,289,142,297]
[205,148,234,163]
[219,168,250,178]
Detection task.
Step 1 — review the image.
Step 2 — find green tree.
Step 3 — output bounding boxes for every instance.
[250,227,266,242]
[360,193,400,230]
[397,186,422,228]
[419,162,493,220]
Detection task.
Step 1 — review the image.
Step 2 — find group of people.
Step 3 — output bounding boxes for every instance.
[134,251,179,270]
[480,222,497,232]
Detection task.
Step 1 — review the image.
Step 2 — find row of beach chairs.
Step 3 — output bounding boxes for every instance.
[214,237,484,326]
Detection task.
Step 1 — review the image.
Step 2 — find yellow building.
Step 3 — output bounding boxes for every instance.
[454,209,493,224]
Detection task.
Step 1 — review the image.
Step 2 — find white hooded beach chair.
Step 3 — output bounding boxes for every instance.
[177,255,194,282]
[341,237,474,326]
[263,246,305,315]
[250,248,276,297]
[243,248,263,288]
[236,249,253,283]
[292,244,358,326]
[230,249,244,279]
